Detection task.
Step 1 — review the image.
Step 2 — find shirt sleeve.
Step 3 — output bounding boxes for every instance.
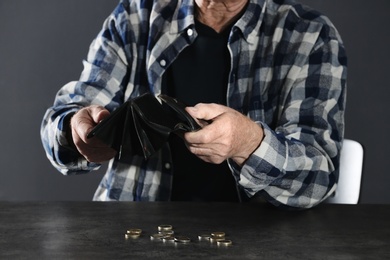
[230,19,347,209]
[40,2,132,175]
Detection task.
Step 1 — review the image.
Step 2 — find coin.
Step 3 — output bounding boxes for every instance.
[211,232,225,238]
[125,233,140,239]
[209,236,225,243]
[127,228,142,235]
[217,239,233,246]
[198,234,211,241]
[162,236,176,243]
[125,228,142,239]
[158,225,173,231]
[150,233,165,240]
[159,230,174,236]
[174,236,191,243]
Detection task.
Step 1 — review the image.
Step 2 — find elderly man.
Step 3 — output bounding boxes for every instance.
[41,0,346,208]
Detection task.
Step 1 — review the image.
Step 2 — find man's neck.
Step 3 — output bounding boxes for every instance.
[194,0,248,33]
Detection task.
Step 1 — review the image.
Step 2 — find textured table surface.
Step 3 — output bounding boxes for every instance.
[0,202,389,259]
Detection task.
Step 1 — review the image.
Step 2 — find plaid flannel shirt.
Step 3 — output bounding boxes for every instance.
[41,0,347,208]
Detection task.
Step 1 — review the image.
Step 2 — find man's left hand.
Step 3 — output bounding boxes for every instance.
[184,103,264,166]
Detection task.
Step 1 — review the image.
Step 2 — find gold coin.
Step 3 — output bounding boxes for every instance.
[174,236,191,243]
[125,233,140,239]
[127,228,142,235]
[158,224,173,231]
[211,232,225,238]
[217,239,233,246]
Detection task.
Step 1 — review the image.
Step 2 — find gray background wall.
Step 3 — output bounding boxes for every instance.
[0,0,389,203]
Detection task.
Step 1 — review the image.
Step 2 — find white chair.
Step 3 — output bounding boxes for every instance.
[326,139,364,204]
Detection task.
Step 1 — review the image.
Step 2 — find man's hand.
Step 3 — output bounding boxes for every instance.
[70,105,117,163]
[184,103,264,166]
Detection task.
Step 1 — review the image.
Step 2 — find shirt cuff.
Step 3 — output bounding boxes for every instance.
[233,122,285,197]
[55,111,101,173]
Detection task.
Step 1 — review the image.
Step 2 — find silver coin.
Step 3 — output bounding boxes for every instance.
[150,233,164,240]
[162,236,176,243]
[159,230,174,236]
[198,234,211,241]
[209,237,225,243]
[174,236,191,243]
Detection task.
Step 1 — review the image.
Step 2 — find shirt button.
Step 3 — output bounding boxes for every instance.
[164,163,171,170]
[187,28,194,37]
[160,59,166,67]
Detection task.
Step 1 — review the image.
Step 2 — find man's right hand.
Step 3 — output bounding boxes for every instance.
[69,105,117,163]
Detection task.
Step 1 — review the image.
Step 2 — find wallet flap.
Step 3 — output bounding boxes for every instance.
[119,104,144,159]
[131,93,175,158]
[158,94,201,132]
[87,102,129,151]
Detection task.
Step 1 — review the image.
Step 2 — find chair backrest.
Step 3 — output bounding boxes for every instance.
[326,139,364,204]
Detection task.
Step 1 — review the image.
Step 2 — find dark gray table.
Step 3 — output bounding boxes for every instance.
[0,202,389,259]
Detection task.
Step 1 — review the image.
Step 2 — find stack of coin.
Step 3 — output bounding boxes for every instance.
[125,228,142,239]
[151,225,175,242]
[150,233,165,241]
[198,231,232,246]
[152,224,192,244]
[158,224,173,232]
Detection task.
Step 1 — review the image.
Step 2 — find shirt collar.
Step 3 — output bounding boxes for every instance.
[171,0,266,44]
[170,0,196,34]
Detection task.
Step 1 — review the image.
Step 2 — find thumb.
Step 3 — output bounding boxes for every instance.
[89,106,110,124]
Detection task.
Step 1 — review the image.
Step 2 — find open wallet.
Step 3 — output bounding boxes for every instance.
[87,93,201,160]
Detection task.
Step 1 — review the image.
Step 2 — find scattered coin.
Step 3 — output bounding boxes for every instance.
[159,230,174,236]
[127,229,142,235]
[158,225,173,231]
[125,228,142,239]
[198,234,211,241]
[174,236,191,243]
[150,233,165,241]
[125,233,140,239]
[125,225,232,247]
[211,232,226,238]
[162,236,176,243]
[217,239,233,246]
[209,236,226,243]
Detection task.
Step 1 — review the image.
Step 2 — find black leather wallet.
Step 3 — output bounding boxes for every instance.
[87,93,201,160]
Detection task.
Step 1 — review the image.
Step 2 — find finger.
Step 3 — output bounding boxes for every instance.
[72,106,108,144]
[186,103,228,121]
[187,145,226,164]
[184,125,216,144]
[71,112,93,143]
[184,117,224,144]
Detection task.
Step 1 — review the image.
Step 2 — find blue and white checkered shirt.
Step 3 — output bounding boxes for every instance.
[41,0,347,208]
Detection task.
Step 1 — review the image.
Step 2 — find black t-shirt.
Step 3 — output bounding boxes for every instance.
[162,20,239,202]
